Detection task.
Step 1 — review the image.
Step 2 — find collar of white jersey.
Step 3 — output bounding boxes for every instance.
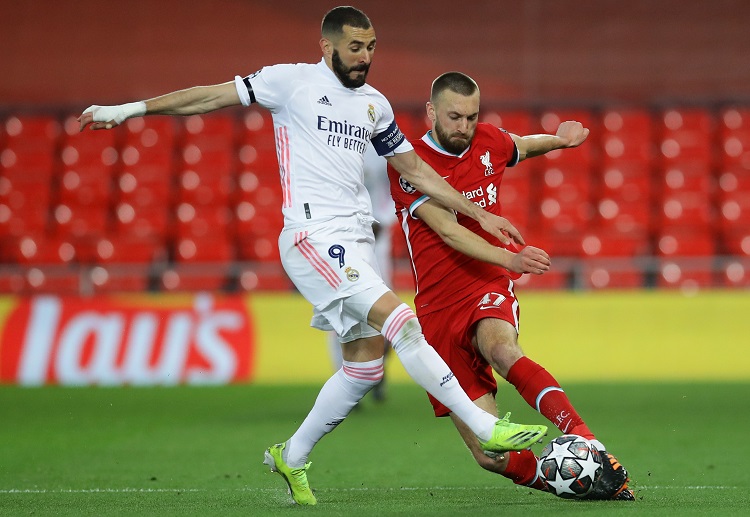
[421,130,471,158]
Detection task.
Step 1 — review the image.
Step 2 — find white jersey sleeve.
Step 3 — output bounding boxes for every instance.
[235,64,302,111]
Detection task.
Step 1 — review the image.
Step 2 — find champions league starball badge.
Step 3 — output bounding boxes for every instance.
[399,176,416,194]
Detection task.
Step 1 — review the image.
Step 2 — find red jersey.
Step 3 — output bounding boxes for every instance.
[387,123,520,315]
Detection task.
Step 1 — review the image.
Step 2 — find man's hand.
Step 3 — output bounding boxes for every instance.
[77,106,114,131]
[77,102,146,132]
[508,245,551,275]
[556,121,589,148]
[478,213,526,247]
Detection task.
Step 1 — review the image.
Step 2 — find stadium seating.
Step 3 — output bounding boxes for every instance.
[2,104,750,294]
[719,108,750,170]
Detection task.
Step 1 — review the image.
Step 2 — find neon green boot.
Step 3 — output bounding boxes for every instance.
[480,412,548,453]
[263,442,317,505]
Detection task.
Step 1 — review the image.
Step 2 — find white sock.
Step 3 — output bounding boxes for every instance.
[381,303,497,442]
[284,357,384,467]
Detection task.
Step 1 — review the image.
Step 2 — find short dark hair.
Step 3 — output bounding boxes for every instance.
[321,6,372,38]
[430,72,480,102]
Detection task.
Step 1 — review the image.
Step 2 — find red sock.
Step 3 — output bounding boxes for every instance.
[502,449,546,491]
[506,356,594,439]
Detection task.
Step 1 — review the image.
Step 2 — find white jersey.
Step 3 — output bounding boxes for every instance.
[234,58,413,229]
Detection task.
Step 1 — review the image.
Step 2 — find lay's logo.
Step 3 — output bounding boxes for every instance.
[0,294,254,386]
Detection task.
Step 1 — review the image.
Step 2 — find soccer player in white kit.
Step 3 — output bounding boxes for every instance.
[77,6,547,506]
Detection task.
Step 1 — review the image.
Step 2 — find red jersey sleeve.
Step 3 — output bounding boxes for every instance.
[387,162,426,216]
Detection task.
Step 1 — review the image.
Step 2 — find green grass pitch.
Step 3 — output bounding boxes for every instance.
[1,382,748,516]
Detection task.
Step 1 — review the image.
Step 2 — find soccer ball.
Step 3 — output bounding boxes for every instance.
[538,434,603,498]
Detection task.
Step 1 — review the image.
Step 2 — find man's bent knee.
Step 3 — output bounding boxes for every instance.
[341,335,386,363]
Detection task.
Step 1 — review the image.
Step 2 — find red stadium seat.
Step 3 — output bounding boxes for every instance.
[719,228,750,256]
[174,203,233,240]
[1,148,56,179]
[57,167,113,208]
[0,206,48,240]
[532,230,585,257]
[5,235,76,265]
[160,265,231,292]
[580,259,645,289]
[2,118,61,217]
[116,174,172,209]
[60,115,119,170]
[718,258,750,287]
[173,235,234,263]
[113,203,171,240]
[536,173,595,236]
[183,114,236,143]
[238,146,280,176]
[122,117,178,151]
[657,108,714,165]
[718,108,750,169]
[51,204,109,240]
[579,231,651,258]
[3,115,61,150]
[240,109,278,151]
[716,192,750,234]
[236,234,281,262]
[236,263,293,291]
[659,165,713,195]
[238,110,280,169]
[599,109,654,165]
[89,265,151,293]
[655,227,715,257]
[83,223,166,293]
[0,175,52,212]
[656,258,715,290]
[234,170,282,203]
[83,236,166,265]
[175,169,232,206]
[0,269,25,292]
[120,144,173,170]
[235,205,282,263]
[481,110,533,136]
[595,167,652,232]
[658,192,714,229]
[514,270,569,290]
[233,203,283,242]
[717,166,750,197]
[179,144,235,176]
[22,266,81,295]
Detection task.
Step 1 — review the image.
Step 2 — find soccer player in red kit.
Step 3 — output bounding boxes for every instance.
[387,72,634,500]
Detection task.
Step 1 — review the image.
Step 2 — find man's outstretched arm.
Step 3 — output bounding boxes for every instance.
[511,120,589,161]
[78,81,241,132]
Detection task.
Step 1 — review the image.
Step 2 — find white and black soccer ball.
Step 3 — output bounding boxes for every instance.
[538,434,603,498]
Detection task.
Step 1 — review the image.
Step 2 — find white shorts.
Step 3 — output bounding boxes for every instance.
[279,214,390,342]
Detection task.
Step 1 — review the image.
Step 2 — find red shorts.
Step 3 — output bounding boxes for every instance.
[418,278,519,417]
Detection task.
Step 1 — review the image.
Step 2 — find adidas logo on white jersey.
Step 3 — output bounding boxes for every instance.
[317,95,332,106]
